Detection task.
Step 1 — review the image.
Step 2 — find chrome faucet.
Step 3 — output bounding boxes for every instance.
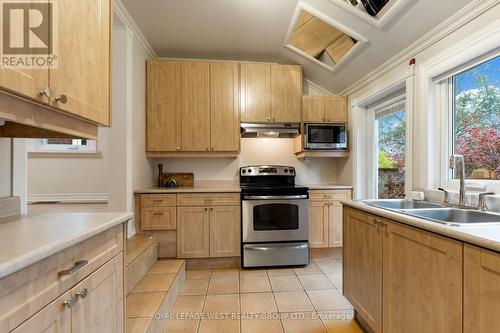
[449,155,466,206]
[478,192,494,211]
[438,188,450,205]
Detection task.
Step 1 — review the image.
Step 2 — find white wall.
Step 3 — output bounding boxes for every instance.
[153,138,344,186]
[346,3,500,198]
[0,138,11,197]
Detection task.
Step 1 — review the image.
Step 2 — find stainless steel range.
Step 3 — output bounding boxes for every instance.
[240,165,309,268]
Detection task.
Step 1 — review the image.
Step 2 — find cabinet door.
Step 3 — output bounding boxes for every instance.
[309,201,329,248]
[72,254,124,333]
[324,96,348,122]
[271,64,302,123]
[147,61,181,152]
[302,96,325,122]
[0,1,50,103]
[11,291,72,333]
[209,206,241,257]
[181,62,210,151]
[343,208,382,333]
[328,202,343,247]
[177,207,210,258]
[50,0,111,125]
[141,207,177,230]
[464,244,500,333]
[210,62,240,152]
[382,221,462,333]
[240,63,271,122]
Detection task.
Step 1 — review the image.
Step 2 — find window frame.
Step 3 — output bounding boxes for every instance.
[434,53,500,189]
[28,139,98,154]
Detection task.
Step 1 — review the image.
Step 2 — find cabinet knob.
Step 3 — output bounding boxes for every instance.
[76,288,88,299]
[210,207,214,211]
[39,87,51,98]
[267,117,271,122]
[204,207,208,211]
[55,94,68,104]
[63,297,76,309]
[176,147,181,151]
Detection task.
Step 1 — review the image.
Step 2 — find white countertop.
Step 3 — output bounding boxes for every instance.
[305,184,353,190]
[0,212,132,279]
[342,200,500,253]
[135,180,241,194]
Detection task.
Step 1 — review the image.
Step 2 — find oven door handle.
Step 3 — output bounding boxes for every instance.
[243,195,308,200]
[246,244,309,251]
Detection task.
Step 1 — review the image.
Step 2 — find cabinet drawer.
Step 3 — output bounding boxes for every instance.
[0,225,123,333]
[177,193,240,206]
[141,207,177,230]
[141,194,176,207]
[310,190,351,201]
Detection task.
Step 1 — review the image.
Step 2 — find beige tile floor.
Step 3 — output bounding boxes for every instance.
[164,249,364,333]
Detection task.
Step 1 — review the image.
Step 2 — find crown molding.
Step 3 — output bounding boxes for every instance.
[339,0,499,96]
[113,0,157,59]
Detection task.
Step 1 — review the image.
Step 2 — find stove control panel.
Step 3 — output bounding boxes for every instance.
[240,166,295,176]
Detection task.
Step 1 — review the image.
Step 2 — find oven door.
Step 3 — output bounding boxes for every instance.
[242,195,309,243]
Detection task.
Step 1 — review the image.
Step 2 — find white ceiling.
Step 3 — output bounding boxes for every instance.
[121,0,472,94]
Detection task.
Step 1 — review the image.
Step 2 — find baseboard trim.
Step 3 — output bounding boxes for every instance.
[28,193,109,204]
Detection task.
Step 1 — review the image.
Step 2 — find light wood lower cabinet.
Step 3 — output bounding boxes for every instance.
[382,219,462,333]
[343,208,383,333]
[343,206,499,333]
[210,206,241,258]
[12,254,123,333]
[177,206,211,258]
[309,190,351,248]
[177,205,240,258]
[464,244,500,333]
[2,224,125,333]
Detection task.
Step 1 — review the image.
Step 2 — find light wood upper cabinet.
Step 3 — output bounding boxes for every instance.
[210,62,240,152]
[271,64,302,123]
[181,62,210,151]
[177,206,210,258]
[343,208,383,333]
[464,244,500,333]
[71,254,123,333]
[240,63,271,122]
[382,220,462,333]
[324,96,348,122]
[50,0,111,125]
[146,61,181,152]
[309,201,329,248]
[302,96,325,122]
[210,206,241,257]
[0,69,49,105]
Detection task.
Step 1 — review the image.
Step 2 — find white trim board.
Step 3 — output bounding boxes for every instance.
[28,193,109,204]
[113,0,157,59]
[339,0,499,96]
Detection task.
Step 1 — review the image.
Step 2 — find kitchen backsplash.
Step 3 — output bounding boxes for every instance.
[154,138,347,185]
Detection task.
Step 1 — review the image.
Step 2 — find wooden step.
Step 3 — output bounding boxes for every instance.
[125,234,159,295]
[126,259,186,333]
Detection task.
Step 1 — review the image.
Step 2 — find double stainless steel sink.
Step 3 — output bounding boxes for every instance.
[363,199,500,226]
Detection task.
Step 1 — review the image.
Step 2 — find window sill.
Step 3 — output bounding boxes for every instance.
[28,151,103,158]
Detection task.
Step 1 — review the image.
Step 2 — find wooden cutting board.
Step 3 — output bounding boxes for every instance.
[161,173,194,187]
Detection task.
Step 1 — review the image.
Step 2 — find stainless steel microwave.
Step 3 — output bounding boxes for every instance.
[304,123,347,150]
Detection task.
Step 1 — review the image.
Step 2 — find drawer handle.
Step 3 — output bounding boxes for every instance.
[153,212,164,216]
[76,288,88,299]
[204,199,213,203]
[153,200,164,204]
[58,260,88,276]
[63,296,77,309]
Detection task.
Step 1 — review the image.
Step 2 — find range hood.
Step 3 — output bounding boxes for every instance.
[240,123,300,138]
